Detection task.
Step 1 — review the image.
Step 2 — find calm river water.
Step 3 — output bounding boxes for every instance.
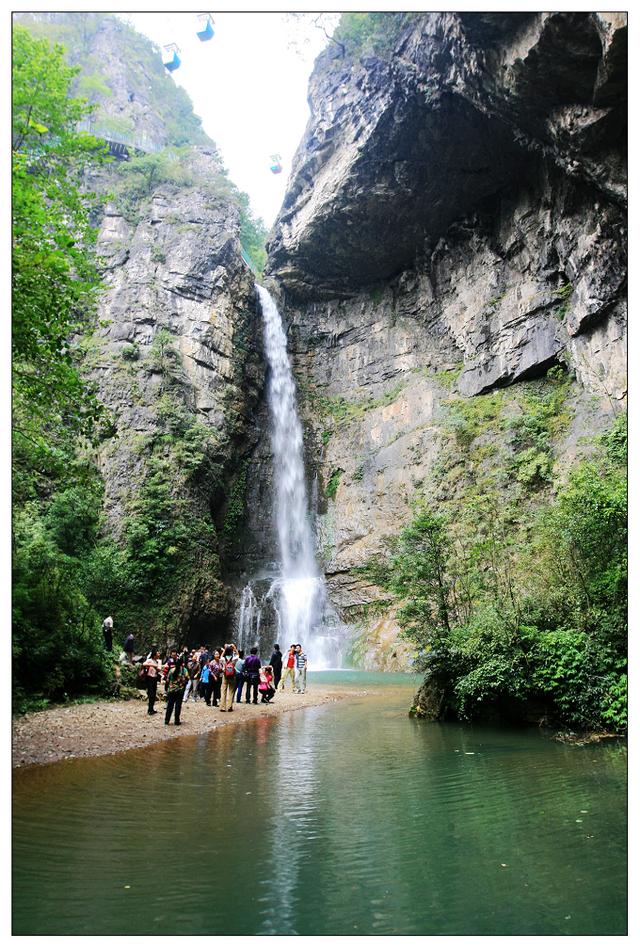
[13,671,627,935]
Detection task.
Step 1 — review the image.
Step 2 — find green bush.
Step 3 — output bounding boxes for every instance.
[326,468,343,500]
[12,492,116,705]
[372,415,627,731]
[121,343,139,361]
[332,12,418,59]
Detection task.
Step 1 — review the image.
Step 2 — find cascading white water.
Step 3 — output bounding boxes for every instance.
[236,584,261,652]
[255,285,343,668]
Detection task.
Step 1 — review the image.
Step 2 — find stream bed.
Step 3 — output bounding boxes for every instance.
[12,671,627,935]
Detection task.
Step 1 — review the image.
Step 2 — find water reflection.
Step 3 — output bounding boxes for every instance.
[13,674,627,936]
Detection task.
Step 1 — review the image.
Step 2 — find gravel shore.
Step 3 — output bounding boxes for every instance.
[12,684,359,769]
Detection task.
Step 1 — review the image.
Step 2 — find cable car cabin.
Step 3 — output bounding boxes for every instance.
[270,154,282,174]
[196,14,215,41]
[163,44,181,72]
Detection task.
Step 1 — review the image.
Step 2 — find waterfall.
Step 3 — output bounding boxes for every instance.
[254,285,342,668]
[236,584,260,651]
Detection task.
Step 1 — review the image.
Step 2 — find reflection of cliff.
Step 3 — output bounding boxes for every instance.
[263,12,627,668]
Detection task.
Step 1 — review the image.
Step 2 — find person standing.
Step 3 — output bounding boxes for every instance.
[143,647,162,715]
[243,647,261,705]
[209,650,223,707]
[196,645,211,670]
[183,653,201,704]
[279,645,296,692]
[162,650,177,694]
[165,655,188,725]
[102,616,114,652]
[219,646,237,712]
[294,644,308,694]
[270,644,283,690]
[123,633,135,663]
[200,660,212,706]
[234,650,246,703]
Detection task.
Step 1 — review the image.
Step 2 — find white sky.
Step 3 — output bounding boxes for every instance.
[121,12,335,227]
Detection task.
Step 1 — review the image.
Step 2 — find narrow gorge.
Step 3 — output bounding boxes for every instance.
[11,11,629,939]
[14,11,627,727]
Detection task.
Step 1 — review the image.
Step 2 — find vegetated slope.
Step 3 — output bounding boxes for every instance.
[12,13,268,709]
[264,12,627,730]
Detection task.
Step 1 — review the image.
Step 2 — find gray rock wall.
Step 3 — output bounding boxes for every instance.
[85,148,265,642]
[264,12,627,669]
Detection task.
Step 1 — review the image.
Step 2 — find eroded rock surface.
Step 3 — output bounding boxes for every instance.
[87,149,264,640]
[263,12,626,669]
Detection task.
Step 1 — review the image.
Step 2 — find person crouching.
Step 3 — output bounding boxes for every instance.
[259,665,275,703]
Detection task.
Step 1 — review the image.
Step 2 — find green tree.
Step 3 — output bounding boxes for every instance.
[388,509,454,653]
[377,416,627,731]
[12,25,115,708]
[12,24,107,499]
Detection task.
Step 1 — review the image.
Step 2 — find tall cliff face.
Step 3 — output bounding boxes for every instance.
[265,12,627,668]
[16,12,212,151]
[86,151,264,640]
[21,13,265,646]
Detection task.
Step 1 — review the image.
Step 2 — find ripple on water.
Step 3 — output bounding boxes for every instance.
[13,678,627,936]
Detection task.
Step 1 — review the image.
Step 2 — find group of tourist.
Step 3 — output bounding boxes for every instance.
[138,642,308,725]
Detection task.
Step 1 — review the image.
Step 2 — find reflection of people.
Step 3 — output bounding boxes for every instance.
[294,644,307,694]
[102,616,113,652]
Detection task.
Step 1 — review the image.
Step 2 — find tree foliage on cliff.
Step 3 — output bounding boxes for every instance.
[15,12,212,148]
[332,12,418,59]
[12,25,108,498]
[374,414,627,731]
[12,25,115,707]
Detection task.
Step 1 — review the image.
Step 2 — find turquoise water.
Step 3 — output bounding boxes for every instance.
[12,672,627,935]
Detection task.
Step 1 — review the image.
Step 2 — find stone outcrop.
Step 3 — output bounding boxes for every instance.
[263,12,627,669]
[86,148,264,641]
[18,11,268,645]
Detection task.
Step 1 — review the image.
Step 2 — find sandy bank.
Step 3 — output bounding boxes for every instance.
[12,684,362,769]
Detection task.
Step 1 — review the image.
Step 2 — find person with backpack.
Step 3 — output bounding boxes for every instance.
[270,644,283,690]
[234,649,246,703]
[209,649,223,707]
[279,645,296,692]
[165,654,188,726]
[219,645,237,711]
[142,647,162,715]
[243,646,261,705]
